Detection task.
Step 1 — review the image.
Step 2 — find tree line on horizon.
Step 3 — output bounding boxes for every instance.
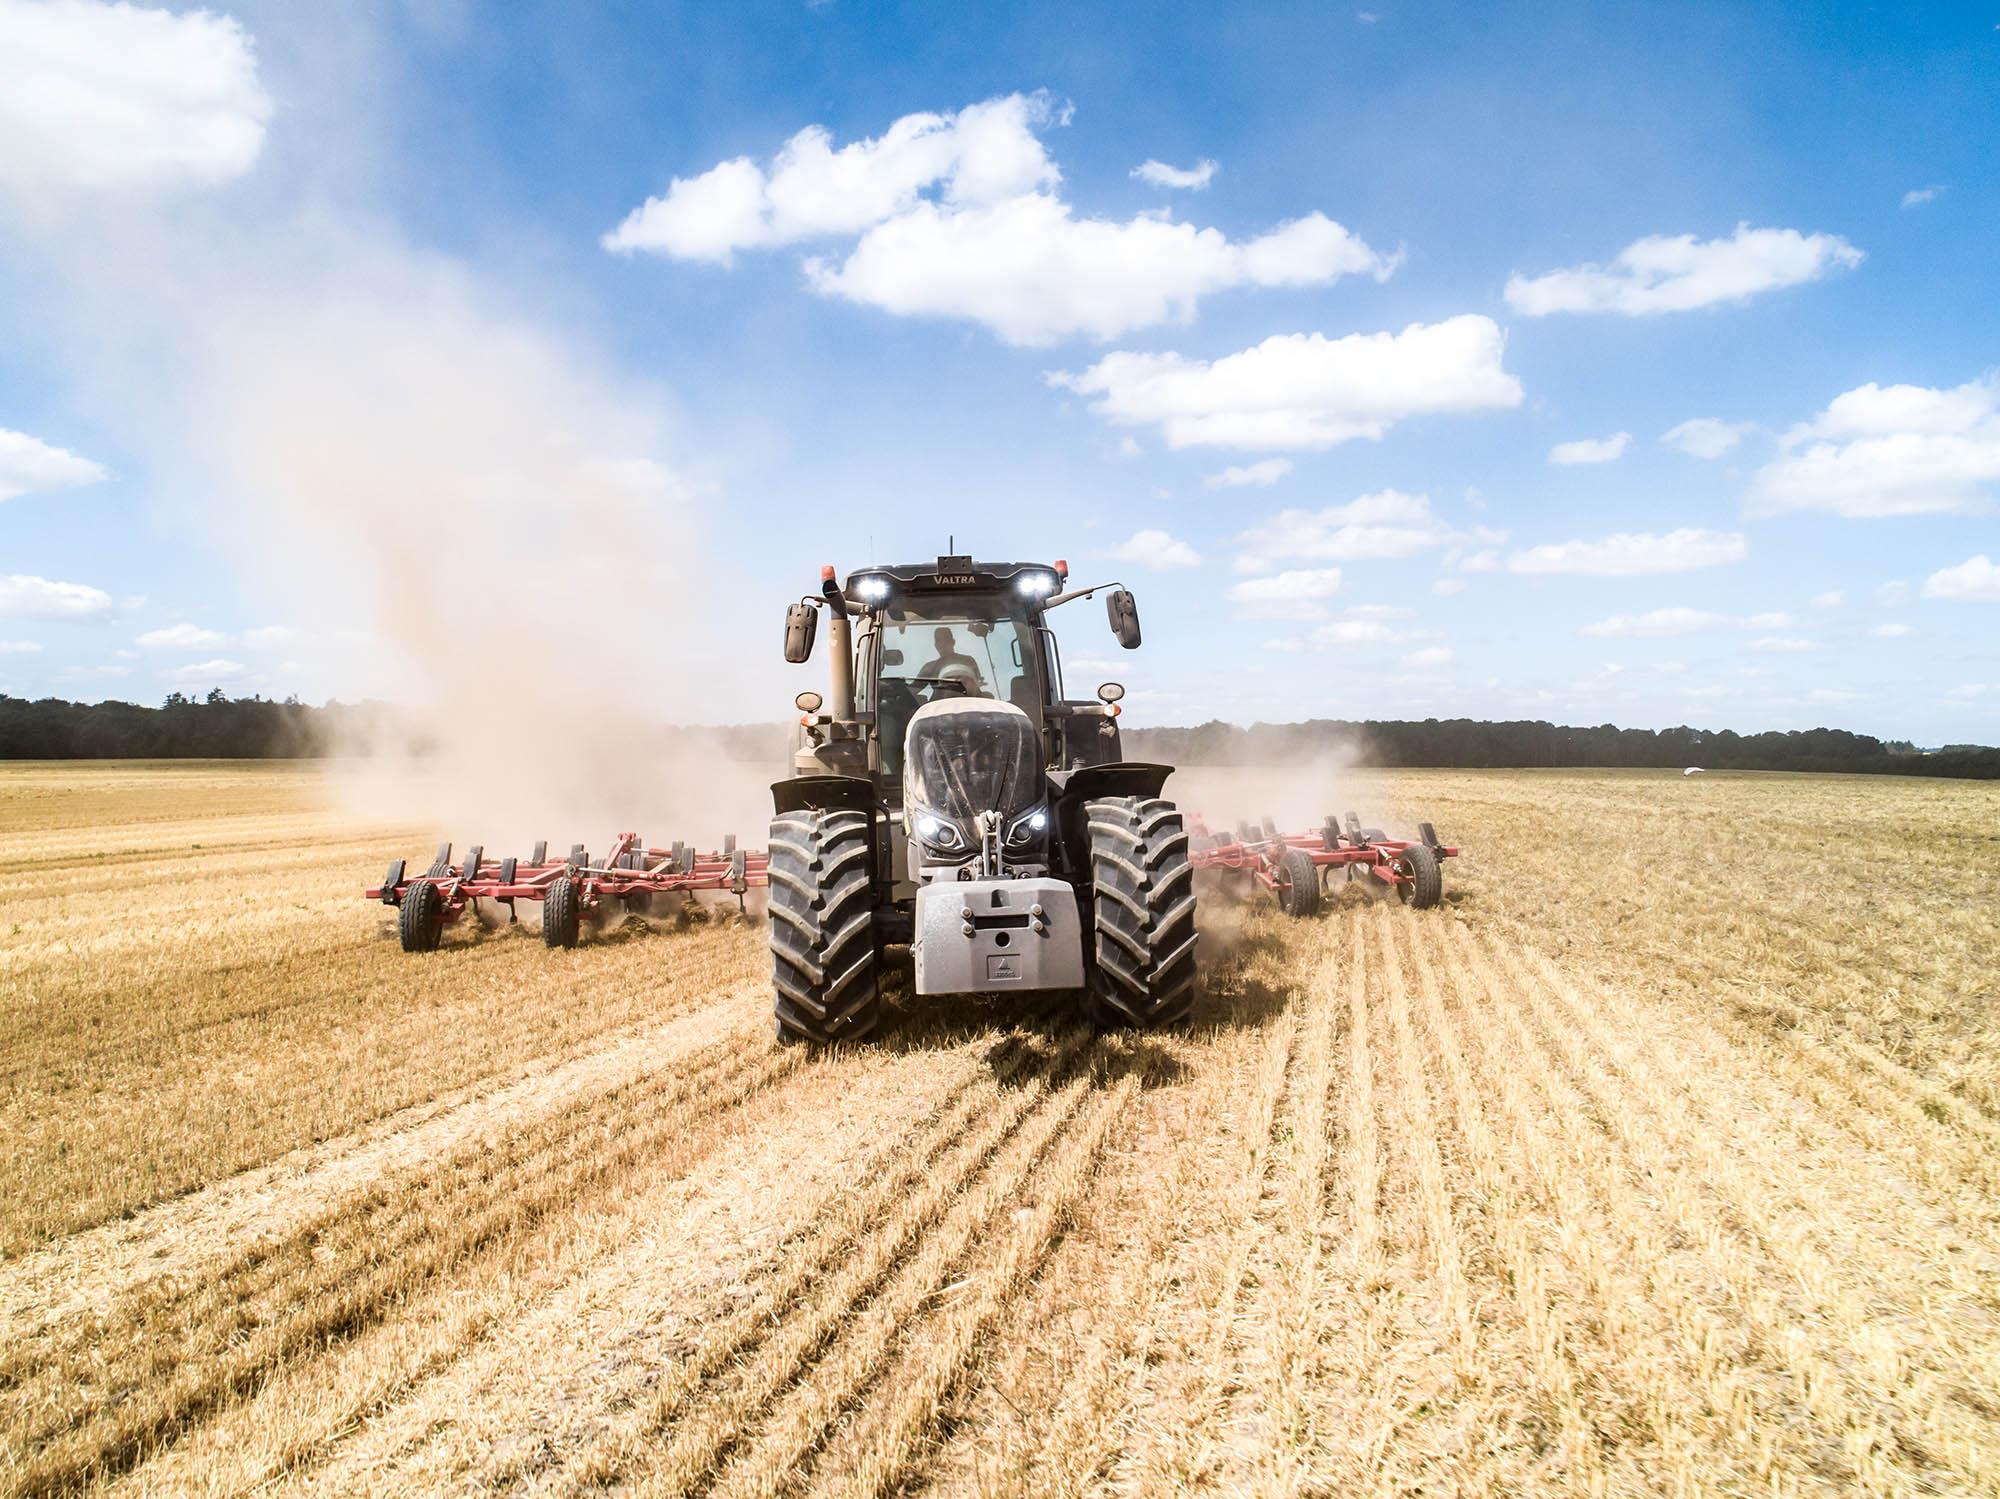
[1,692,1996,779]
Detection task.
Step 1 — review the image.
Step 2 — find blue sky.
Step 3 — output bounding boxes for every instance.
[0,0,1996,742]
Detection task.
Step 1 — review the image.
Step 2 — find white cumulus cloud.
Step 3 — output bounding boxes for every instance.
[0,573,113,619]
[1923,554,2000,603]
[0,639,42,653]
[1132,158,1216,190]
[0,0,270,192]
[1902,185,1943,208]
[810,199,1394,346]
[1048,315,1522,450]
[1227,567,1343,619]
[1548,431,1630,465]
[136,622,227,650]
[1505,223,1862,316]
[0,428,108,501]
[1661,417,1753,458]
[1402,646,1453,669]
[1868,622,1914,638]
[1205,458,1293,490]
[1106,528,1200,570]
[1750,376,2000,517]
[1234,490,1464,572]
[1507,529,1747,576]
[1750,636,1818,652]
[607,94,1392,345]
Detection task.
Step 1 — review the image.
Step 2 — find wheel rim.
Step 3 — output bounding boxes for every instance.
[1394,856,1413,903]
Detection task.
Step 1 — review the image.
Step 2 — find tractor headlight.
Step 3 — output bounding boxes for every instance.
[914,811,966,853]
[1005,806,1050,847]
[854,574,891,603]
[1015,571,1057,598]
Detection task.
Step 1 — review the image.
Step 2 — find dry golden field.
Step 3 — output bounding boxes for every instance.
[3,758,1999,1497]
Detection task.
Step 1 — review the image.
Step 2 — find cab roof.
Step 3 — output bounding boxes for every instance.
[843,556,1063,597]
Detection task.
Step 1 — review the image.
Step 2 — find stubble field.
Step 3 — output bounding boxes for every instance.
[2,758,1998,1497]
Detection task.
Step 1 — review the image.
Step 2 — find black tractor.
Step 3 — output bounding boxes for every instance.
[770,554,1197,1045]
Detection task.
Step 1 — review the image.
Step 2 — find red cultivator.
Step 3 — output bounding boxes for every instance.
[368,811,1453,952]
[1188,812,1458,917]
[368,832,768,952]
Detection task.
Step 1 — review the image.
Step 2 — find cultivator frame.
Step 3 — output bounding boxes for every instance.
[1189,811,1458,915]
[368,832,768,951]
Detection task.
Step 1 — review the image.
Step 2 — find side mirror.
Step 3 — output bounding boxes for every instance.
[784,601,818,664]
[1106,589,1141,649]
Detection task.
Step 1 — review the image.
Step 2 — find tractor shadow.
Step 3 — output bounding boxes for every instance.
[866,934,1295,1092]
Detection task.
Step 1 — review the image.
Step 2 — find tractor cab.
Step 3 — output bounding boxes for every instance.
[783,555,1141,790]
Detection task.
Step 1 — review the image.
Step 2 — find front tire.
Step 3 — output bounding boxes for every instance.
[768,809,880,1045]
[1081,796,1198,1029]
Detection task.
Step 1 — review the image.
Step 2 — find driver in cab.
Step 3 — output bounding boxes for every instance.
[918,628,986,696]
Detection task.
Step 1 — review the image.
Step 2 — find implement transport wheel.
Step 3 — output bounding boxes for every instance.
[1393,842,1444,910]
[1276,846,1322,918]
[399,881,444,953]
[768,808,880,1046]
[543,874,581,948]
[1081,796,1198,1030]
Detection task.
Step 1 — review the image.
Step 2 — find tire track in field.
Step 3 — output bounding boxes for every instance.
[453,1024,1090,1494]
[1110,966,1304,1492]
[582,1029,1128,1498]
[0,1007,800,1498]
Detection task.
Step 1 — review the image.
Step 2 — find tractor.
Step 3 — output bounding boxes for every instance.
[770,554,1194,1045]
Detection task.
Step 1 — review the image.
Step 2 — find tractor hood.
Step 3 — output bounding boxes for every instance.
[904,698,1043,821]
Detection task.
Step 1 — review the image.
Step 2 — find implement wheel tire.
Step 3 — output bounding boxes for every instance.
[1081,796,1198,1030]
[543,874,581,948]
[768,808,879,1046]
[1394,842,1443,910]
[399,881,443,953]
[1276,846,1322,918]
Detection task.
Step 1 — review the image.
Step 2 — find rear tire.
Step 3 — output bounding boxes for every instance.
[543,874,581,948]
[1394,842,1443,910]
[399,881,443,952]
[1081,797,1198,1030]
[768,809,880,1045]
[1276,846,1322,918]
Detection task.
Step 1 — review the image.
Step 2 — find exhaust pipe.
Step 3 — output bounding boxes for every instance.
[819,565,855,721]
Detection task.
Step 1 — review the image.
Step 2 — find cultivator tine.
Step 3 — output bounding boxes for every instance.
[1419,820,1439,851]
[730,847,748,903]
[462,845,482,880]
[671,839,686,869]
[569,843,587,871]
[1237,820,1258,843]
[1261,816,1279,841]
[428,842,452,877]
[1344,813,1361,837]
[724,833,737,855]
[1322,816,1342,851]
[499,856,516,883]
[676,845,695,874]
[380,858,405,904]
[530,840,547,865]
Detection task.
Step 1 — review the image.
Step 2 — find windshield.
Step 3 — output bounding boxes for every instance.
[868,595,1045,778]
[905,701,1044,820]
